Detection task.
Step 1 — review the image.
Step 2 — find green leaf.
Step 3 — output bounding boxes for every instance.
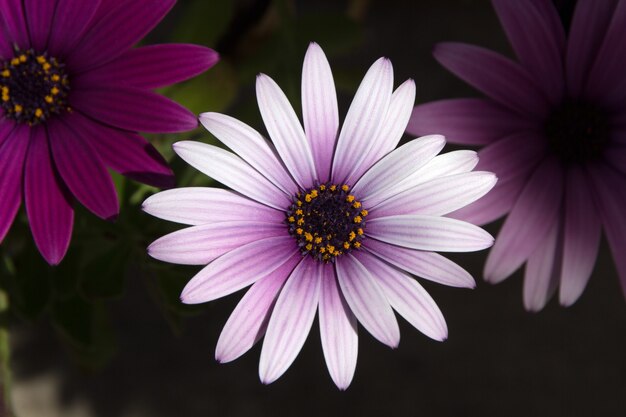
[80,242,132,300]
[173,0,234,46]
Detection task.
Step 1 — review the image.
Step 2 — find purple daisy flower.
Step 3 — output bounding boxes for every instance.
[409,0,626,310]
[144,43,495,389]
[0,0,218,264]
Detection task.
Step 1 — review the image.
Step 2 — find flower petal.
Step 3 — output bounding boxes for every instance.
[484,157,564,284]
[256,74,317,188]
[408,98,533,145]
[24,127,74,265]
[180,236,298,304]
[148,221,285,265]
[173,141,290,210]
[66,0,175,72]
[332,57,393,184]
[523,217,560,312]
[301,42,339,183]
[433,42,550,119]
[47,117,119,220]
[335,254,399,347]
[24,0,57,51]
[365,239,475,288]
[215,253,301,363]
[318,264,358,390]
[259,258,321,384]
[74,44,218,89]
[70,88,197,133]
[0,124,28,242]
[356,251,447,341]
[143,188,284,226]
[47,0,101,57]
[0,0,29,49]
[352,135,445,205]
[370,171,497,218]
[199,112,297,195]
[367,215,494,252]
[559,167,601,306]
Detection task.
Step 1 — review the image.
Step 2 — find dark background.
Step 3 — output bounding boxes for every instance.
[10,1,626,416]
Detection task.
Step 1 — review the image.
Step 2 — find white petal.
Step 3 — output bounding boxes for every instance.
[259,258,321,384]
[199,112,298,195]
[173,141,290,210]
[301,42,339,183]
[142,187,284,225]
[256,74,317,188]
[332,57,393,184]
[336,254,400,348]
[367,214,494,252]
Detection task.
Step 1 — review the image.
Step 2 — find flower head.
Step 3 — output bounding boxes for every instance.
[0,0,218,264]
[410,0,626,310]
[144,42,495,388]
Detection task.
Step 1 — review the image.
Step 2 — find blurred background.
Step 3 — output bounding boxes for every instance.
[1,0,624,416]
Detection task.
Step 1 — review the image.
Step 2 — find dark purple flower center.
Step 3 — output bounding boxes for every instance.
[544,100,610,163]
[0,48,70,125]
[286,183,367,262]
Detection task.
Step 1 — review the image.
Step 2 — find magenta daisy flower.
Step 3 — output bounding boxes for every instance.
[410,0,626,310]
[0,0,218,264]
[144,42,495,389]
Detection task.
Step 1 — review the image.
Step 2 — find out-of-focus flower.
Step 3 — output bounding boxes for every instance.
[0,0,218,264]
[410,0,626,310]
[144,42,495,389]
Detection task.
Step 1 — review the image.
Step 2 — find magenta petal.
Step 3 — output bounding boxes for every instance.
[408,99,532,145]
[69,112,173,188]
[74,44,219,89]
[492,0,565,103]
[0,0,30,49]
[70,88,197,133]
[66,0,175,72]
[215,254,300,363]
[24,0,57,51]
[0,124,29,242]
[484,158,564,284]
[523,217,560,312]
[433,42,550,119]
[47,0,101,58]
[24,127,74,265]
[47,117,119,220]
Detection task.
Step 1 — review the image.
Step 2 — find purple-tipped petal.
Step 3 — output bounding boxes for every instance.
[147,221,285,265]
[365,239,475,288]
[492,0,565,103]
[70,88,197,133]
[301,42,339,183]
[24,127,74,265]
[523,218,560,312]
[0,0,30,49]
[259,258,321,384]
[484,157,564,283]
[75,44,218,89]
[352,135,445,206]
[47,117,119,220]
[173,141,290,210]
[256,74,317,188]
[559,167,601,306]
[24,0,56,51]
[566,0,619,98]
[370,171,497,218]
[408,98,533,145]
[143,188,284,226]
[47,0,101,57]
[351,79,416,181]
[367,215,494,253]
[66,0,175,72]
[0,124,28,242]
[215,254,301,363]
[336,254,400,348]
[356,251,447,341]
[319,264,358,390]
[180,236,298,304]
[332,57,393,184]
[434,42,550,119]
[199,112,297,195]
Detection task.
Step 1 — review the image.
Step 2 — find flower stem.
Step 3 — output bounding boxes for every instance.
[0,289,15,417]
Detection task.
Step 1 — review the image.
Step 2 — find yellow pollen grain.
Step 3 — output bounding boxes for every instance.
[352,201,361,208]
[14,104,22,113]
[36,56,46,64]
[319,185,326,191]
[295,209,303,216]
[343,242,350,250]
[10,58,19,66]
[353,216,362,223]
[310,189,318,198]
[296,228,303,235]
[296,200,302,207]
[346,195,355,203]
[1,70,9,77]
[34,108,43,118]
[353,242,361,248]
[341,185,349,192]
[43,62,51,72]
[51,86,60,95]
[349,231,356,241]
[45,95,54,104]
[288,216,295,223]
[329,185,337,191]
[314,237,323,244]
[357,228,364,235]
[305,244,313,251]
[51,74,60,82]
[327,245,335,254]
[304,232,313,242]
[319,247,326,253]
[19,55,27,63]
[360,209,368,217]
[297,218,305,226]
[1,95,8,102]
[304,194,312,202]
